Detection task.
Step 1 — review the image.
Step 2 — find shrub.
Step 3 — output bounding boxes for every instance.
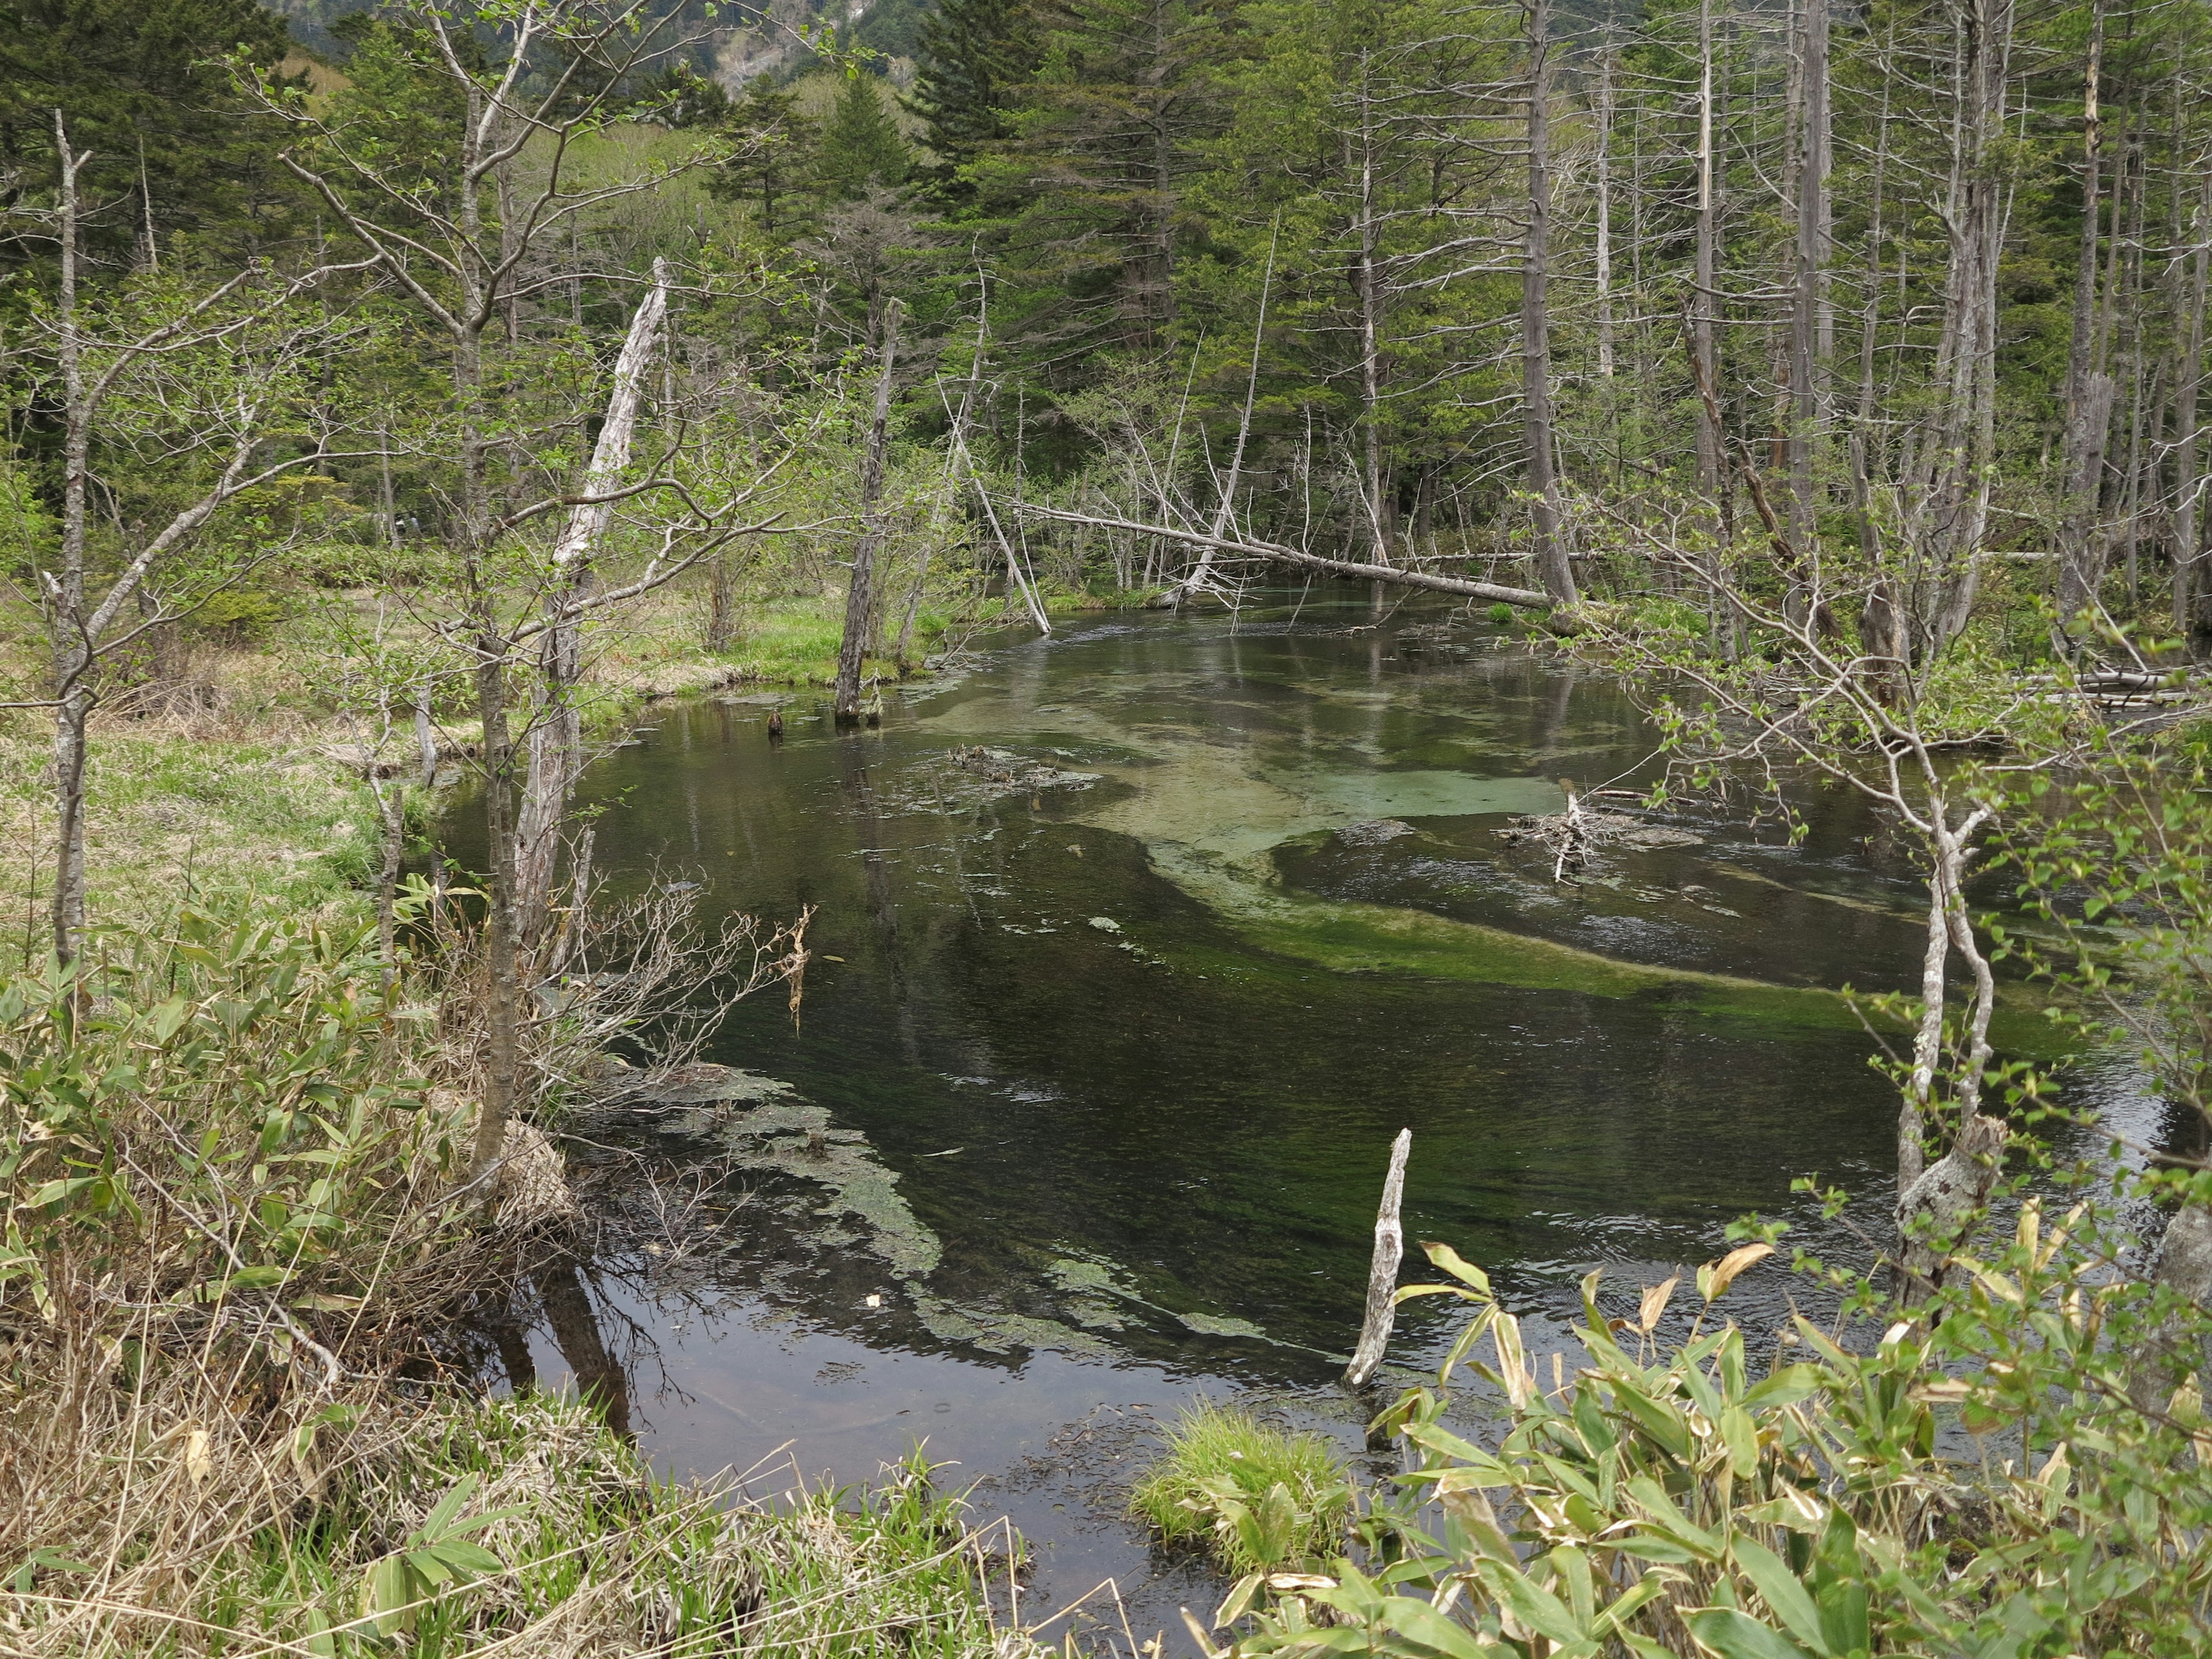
[1225,1232,2212,1659]
[1131,1400,1352,1578]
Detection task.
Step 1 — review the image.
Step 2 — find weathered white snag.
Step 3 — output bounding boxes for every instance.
[1344,1128,1412,1388]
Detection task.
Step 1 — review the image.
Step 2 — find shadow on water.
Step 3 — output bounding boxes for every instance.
[442,592,2163,1645]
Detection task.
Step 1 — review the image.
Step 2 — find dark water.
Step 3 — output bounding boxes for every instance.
[453,595,2158,1645]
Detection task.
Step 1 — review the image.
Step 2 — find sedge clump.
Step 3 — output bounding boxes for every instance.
[1128,1400,1351,1576]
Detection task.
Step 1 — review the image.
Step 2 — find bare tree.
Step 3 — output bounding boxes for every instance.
[259,1,786,1178]
[1521,0,1575,607]
[834,297,903,722]
[26,113,362,967]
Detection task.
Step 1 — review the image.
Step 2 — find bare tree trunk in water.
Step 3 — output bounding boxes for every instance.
[2058,0,2111,632]
[517,261,670,948]
[1523,0,1576,607]
[1343,1128,1411,1389]
[835,298,903,722]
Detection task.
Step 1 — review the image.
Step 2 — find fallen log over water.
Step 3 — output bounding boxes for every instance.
[1008,502,1555,609]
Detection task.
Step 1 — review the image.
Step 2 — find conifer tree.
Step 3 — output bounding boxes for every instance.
[0,0,304,272]
[908,0,1041,197]
[816,71,910,202]
[712,74,817,234]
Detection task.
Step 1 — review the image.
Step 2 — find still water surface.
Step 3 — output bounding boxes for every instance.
[461,595,2147,1641]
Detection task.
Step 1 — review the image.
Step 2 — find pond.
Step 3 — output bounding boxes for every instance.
[449,591,2160,1644]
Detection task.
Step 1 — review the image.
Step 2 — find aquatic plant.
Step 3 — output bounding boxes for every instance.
[1130,1400,1353,1577]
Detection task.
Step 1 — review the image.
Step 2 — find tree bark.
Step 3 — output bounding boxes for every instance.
[471,616,524,1184]
[1693,0,1721,506]
[1787,0,1831,628]
[835,298,904,722]
[1018,505,1552,607]
[1354,59,1392,606]
[2175,180,2210,632]
[48,113,91,967]
[1594,47,1615,383]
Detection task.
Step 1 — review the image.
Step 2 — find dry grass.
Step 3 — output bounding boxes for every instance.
[1,1373,1043,1658]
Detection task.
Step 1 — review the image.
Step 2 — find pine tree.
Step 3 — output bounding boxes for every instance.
[0,0,302,274]
[908,0,1041,198]
[816,72,910,202]
[712,74,817,235]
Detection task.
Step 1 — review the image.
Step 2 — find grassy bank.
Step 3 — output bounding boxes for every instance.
[0,584,1045,1656]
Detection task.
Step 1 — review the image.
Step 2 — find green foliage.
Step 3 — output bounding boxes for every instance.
[1130,1399,1353,1577]
[817,71,911,200]
[0,908,468,1349]
[0,0,305,273]
[712,74,820,235]
[1222,1228,2212,1659]
[910,0,1042,194]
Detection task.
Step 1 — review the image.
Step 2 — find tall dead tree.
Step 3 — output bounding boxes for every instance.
[1694,0,1722,510]
[835,297,904,723]
[517,259,671,946]
[2175,179,2210,633]
[1594,46,1616,384]
[1354,51,1392,590]
[1522,0,1576,606]
[1897,0,2016,656]
[1786,0,1831,628]
[2057,0,2112,630]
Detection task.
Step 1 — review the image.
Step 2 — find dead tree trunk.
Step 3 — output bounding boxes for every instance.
[1344,1128,1412,1388]
[1522,0,1576,607]
[1594,46,1616,384]
[1170,226,1275,607]
[2175,179,2210,634]
[1694,0,1721,510]
[1786,0,1831,630]
[1016,504,1551,607]
[516,260,671,949]
[2057,0,2110,630]
[1895,802,2003,1308]
[835,297,904,723]
[471,616,524,1183]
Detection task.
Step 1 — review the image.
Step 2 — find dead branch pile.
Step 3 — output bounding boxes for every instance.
[1495,793,1705,880]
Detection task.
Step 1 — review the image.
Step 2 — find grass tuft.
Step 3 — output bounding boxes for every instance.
[1128,1400,1351,1576]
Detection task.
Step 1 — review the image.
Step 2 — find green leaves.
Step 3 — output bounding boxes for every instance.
[1687,1608,1817,1659]
[358,1474,522,1635]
